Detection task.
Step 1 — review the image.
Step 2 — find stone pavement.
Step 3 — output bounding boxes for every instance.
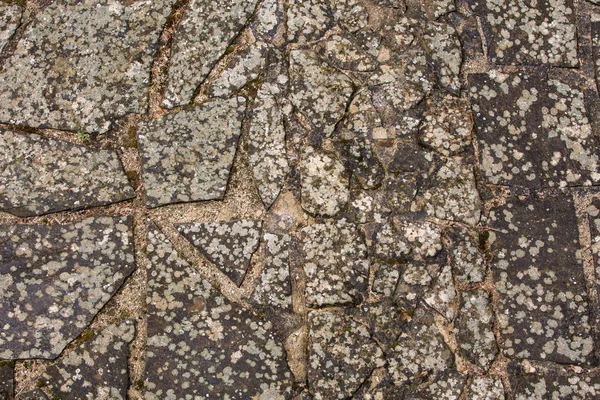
[1,0,600,399]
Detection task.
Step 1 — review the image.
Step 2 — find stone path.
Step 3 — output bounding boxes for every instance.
[1,0,600,399]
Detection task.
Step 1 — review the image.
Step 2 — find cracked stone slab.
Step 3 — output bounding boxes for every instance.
[467,376,505,400]
[145,224,293,399]
[314,34,378,72]
[300,148,349,217]
[176,220,262,287]
[250,233,292,310]
[251,0,285,42]
[289,49,354,137]
[345,299,406,353]
[0,2,21,54]
[454,290,497,370]
[588,197,600,315]
[489,191,595,364]
[27,320,135,400]
[162,0,258,108]
[593,23,600,95]
[469,70,600,188]
[403,370,466,400]
[0,216,135,360]
[307,310,385,400]
[424,264,456,321]
[286,0,334,44]
[301,219,369,307]
[0,0,175,133]
[335,137,385,190]
[0,364,13,400]
[346,189,391,224]
[449,227,487,284]
[137,97,245,207]
[0,130,135,217]
[471,0,578,67]
[422,21,463,93]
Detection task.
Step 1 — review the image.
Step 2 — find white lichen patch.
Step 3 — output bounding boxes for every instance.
[249,233,292,310]
[467,376,505,400]
[0,2,21,53]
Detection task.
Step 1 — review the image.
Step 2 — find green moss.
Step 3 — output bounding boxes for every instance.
[225,44,236,55]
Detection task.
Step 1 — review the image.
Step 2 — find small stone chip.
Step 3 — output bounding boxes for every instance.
[176,220,262,287]
[0,130,134,217]
[137,97,246,207]
[0,217,135,360]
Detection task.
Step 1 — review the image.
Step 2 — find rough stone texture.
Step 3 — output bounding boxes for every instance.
[307,310,385,400]
[424,264,456,321]
[467,376,505,400]
[403,370,466,400]
[137,97,246,207]
[449,228,487,284]
[176,220,262,287]
[469,70,600,188]
[286,0,334,44]
[300,148,349,217]
[0,2,21,54]
[422,22,462,93]
[489,191,594,364]
[0,364,13,400]
[250,233,292,310]
[471,0,578,67]
[0,217,135,360]
[145,224,293,399]
[0,130,135,217]
[162,0,258,108]
[0,0,175,133]
[454,290,497,370]
[301,219,369,307]
[28,320,135,400]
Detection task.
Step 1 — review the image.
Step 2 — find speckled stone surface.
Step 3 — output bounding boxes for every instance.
[0,2,21,54]
[0,217,134,360]
[250,233,292,310]
[0,130,134,217]
[176,220,262,286]
[0,364,13,400]
[137,97,246,207]
[25,320,135,400]
[467,376,505,400]
[0,0,175,133]
[145,224,293,399]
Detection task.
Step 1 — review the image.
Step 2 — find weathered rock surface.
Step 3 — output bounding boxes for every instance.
[250,233,292,310]
[0,3,21,54]
[0,364,13,400]
[0,130,134,217]
[467,376,505,400]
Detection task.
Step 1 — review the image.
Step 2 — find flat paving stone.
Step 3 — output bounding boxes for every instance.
[175,220,262,287]
[0,130,134,217]
[250,233,292,310]
[489,191,595,364]
[422,21,462,93]
[469,70,600,188]
[137,97,246,208]
[307,310,385,400]
[449,227,487,284]
[467,376,505,400]
[162,0,258,108]
[27,320,134,400]
[0,0,175,133]
[0,364,13,400]
[301,219,369,307]
[0,217,135,360]
[0,2,21,54]
[471,0,578,67]
[145,224,293,399]
[403,370,466,400]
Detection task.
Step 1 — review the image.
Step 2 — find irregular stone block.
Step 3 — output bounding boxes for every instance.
[422,22,462,93]
[287,0,334,43]
[449,227,487,284]
[145,224,293,399]
[467,376,505,400]
[403,370,466,400]
[0,130,134,217]
[250,233,292,310]
[162,0,258,108]
[0,217,135,360]
[0,0,176,133]
[0,2,21,53]
[490,191,594,364]
[424,264,457,321]
[137,97,245,207]
[176,220,262,287]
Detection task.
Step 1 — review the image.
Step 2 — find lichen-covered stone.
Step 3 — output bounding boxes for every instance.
[424,264,456,321]
[454,290,497,370]
[176,220,262,287]
[0,0,175,133]
[289,50,354,136]
[307,310,385,399]
[346,300,407,352]
[335,137,385,190]
[301,219,369,307]
[29,320,135,400]
[145,224,293,399]
[0,130,134,217]
[137,97,245,207]
[403,370,466,400]
[388,141,437,177]
[0,217,135,360]
[342,90,385,141]
[300,148,349,217]
[422,22,462,93]
[347,190,391,224]
[250,233,292,310]
[0,2,21,53]
[382,173,418,215]
[418,0,456,20]
[467,376,505,400]
[162,0,258,107]
[0,364,13,400]
[489,191,594,364]
[472,0,578,67]
[315,34,377,72]
[469,70,600,188]
[449,228,487,284]
[287,0,334,44]
[251,0,284,42]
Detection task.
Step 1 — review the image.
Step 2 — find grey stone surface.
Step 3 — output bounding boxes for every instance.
[137,97,246,207]
[0,217,135,360]
[162,0,258,108]
[424,264,456,321]
[176,220,262,287]
[467,376,505,400]
[422,21,462,93]
[403,370,466,400]
[250,233,292,310]
[0,0,175,133]
[490,191,594,364]
[27,320,134,400]
[301,219,369,307]
[449,228,487,284]
[0,130,135,217]
[0,364,13,400]
[145,224,293,399]
[0,2,21,54]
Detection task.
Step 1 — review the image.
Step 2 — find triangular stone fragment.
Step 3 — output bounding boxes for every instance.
[176,220,262,286]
